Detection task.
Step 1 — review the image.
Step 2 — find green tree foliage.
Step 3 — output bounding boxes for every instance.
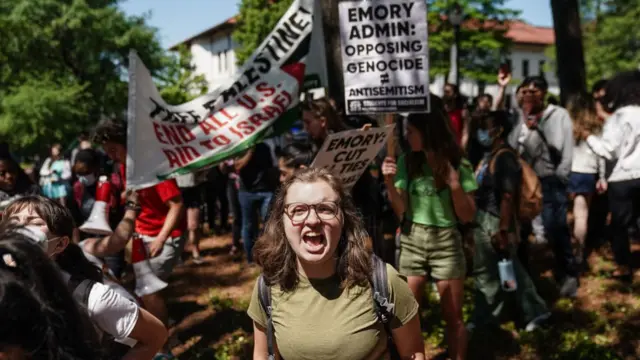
[427,0,519,83]
[232,0,518,83]
[0,0,165,154]
[156,46,209,105]
[233,0,294,65]
[581,0,640,86]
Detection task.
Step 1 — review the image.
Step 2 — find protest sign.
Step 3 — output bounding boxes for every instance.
[126,0,314,190]
[339,0,429,115]
[311,125,394,188]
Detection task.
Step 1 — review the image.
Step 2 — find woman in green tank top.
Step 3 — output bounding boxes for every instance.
[382,95,478,360]
[248,168,424,360]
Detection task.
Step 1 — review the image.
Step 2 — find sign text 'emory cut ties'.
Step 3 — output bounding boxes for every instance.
[339,0,430,115]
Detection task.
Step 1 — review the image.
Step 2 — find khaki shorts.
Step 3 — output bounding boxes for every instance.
[139,234,184,280]
[398,222,466,280]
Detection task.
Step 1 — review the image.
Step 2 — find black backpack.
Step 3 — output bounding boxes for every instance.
[257,255,400,360]
[69,277,133,360]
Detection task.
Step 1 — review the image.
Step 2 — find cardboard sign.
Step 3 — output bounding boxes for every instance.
[126,0,315,190]
[311,125,394,188]
[339,0,429,115]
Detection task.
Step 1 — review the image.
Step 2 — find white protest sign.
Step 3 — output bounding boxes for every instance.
[311,125,395,188]
[339,0,429,115]
[126,0,314,190]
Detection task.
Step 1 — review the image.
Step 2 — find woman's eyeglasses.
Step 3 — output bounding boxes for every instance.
[284,202,340,223]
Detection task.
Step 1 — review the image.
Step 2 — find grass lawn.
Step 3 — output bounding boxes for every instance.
[164,235,639,360]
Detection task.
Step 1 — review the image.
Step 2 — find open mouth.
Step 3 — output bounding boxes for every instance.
[302,231,325,253]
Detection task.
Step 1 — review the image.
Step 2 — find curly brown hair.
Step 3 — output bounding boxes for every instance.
[253,167,372,292]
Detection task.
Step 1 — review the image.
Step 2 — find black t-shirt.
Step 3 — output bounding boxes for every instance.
[475,146,521,217]
[238,143,276,193]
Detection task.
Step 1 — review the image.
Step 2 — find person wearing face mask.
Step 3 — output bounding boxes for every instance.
[2,195,168,360]
[69,148,135,279]
[468,111,550,333]
[507,76,578,298]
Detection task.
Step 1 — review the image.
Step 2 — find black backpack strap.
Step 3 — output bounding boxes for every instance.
[257,274,276,360]
[69,276,95,308]
[371,255,400,360]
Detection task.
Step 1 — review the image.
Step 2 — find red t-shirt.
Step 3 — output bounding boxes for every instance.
[120,164,185,237]
[448,109,464,145]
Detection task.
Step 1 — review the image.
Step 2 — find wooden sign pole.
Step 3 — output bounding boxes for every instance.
[384,113,396,158]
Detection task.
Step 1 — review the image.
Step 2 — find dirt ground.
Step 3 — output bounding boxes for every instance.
[164,234,640,360]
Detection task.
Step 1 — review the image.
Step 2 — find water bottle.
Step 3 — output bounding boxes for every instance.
[498,259,517,292]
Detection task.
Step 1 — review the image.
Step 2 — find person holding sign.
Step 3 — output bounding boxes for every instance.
[382,95,477,360]
[302,98,384,258]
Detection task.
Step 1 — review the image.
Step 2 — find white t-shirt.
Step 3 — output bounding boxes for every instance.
[61,271,139,342]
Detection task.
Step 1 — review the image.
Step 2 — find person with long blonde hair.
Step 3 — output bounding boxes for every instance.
[567,93,606,269]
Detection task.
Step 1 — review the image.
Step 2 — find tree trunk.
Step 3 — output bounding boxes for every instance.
[319,0,345,104]
[550,0,587,105]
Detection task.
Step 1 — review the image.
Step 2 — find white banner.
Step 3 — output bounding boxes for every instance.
[311,125,394,188]
[339,0,430,114]
[126,0,315,190]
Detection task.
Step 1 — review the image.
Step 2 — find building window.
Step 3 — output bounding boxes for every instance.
[220,51,227,73]
[522,59,529,78]
[539,60,546,76]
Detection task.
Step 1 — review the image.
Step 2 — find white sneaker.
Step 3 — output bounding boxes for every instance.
[525,312,551,332]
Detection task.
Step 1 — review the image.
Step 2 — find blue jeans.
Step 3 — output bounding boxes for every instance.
[238,191,273,263]
[519,177,577,278]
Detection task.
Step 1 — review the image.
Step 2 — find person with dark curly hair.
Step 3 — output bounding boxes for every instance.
[0,234,105,360]
[581,70,640,282]
[248,167,423,360]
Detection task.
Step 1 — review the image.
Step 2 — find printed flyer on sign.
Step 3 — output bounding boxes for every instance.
[311,125,394,188]
[126,0,314,190]
[339,0,429,115]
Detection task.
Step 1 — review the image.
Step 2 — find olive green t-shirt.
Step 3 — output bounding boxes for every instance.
[394,155,478,227]
[247,264,418,360]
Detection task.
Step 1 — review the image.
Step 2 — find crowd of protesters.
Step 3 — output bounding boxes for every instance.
[0,67,638,360]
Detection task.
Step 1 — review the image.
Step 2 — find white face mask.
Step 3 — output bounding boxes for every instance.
[78,173,97,186]
[16,226,57,252]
